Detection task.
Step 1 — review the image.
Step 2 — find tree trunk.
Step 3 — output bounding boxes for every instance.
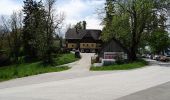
[128,52,137,61]
[127,46,137,62]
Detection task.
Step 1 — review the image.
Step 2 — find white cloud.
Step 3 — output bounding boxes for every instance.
[86,0,105,6]
[57,0,105,30]
[57,0,87,19]
[0,0,22,16]
[85,14,103,30]
[0,0,105,33]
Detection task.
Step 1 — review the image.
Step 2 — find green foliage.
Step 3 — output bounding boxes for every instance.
[0,53,78,82]
[55,53,79,65]
[102,12,131,48]
[74,21,87,30]
[91,59,148,71]
[0,63,69,82]
[101,0,169,61]
[149,28,170,54]
[1,0,64,65]
[23,0,47,61]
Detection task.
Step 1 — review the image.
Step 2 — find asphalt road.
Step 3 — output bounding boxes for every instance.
[116,81,170,100]
[0,55,170,100]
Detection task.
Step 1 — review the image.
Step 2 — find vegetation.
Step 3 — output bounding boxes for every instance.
[91,59,148,71]
[0,0,65,67]
[22,0,65,64]
[22,0,47,62]
[148,28,170,54]
[55,53,79,66]
[0,53,78,82]
[74,21,87,30]
[101,0,170,61]
[0,63,69,82]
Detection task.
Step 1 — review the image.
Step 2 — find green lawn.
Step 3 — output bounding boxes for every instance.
[55,53,79,65]
[90,59,148,71]
[0,53,78,82]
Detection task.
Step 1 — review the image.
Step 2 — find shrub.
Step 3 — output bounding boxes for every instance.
[0,54,11,67]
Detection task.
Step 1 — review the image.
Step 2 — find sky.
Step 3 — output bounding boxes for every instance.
[0,0,105,31]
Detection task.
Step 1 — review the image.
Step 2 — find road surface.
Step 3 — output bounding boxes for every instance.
[0,54,170,100]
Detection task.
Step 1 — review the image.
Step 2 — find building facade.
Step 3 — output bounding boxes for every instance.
[98,39,126,59]
[65,29,102,52]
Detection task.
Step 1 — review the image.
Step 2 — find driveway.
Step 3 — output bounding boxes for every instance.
[0,54,170,100]
[0,53,112,89]
[64,53,95,72]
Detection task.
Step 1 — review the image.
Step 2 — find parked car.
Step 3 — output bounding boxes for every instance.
[141,54,147,58]
[159,55,170,62]
[146,54,151,59]
[153,55,160,61]
[146,54,154,59]
[75,49,81,58]
[165,55,170,61]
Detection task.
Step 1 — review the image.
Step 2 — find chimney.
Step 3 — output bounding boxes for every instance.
[75,27,79,34]
[82,21,86,30]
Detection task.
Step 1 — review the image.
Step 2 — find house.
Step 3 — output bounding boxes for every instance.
[98,39,127,59]
[65,28,102,52]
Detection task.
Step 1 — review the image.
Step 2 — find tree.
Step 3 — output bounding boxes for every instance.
[1,11,23,63]
[22,0,46,61]
[74,21,82,30]
[43,0,65,64]
[10,12,23,63]
[0,25,4,50]
[1,16,13,61]
[74,21,87,30]
[149,28,170,54]
[102,0,169,61]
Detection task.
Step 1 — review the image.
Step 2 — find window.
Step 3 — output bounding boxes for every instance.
[91,44,94,47]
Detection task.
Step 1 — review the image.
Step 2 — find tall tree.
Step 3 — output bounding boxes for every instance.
[10,12,23,63]
[0,25,5,50]
[74,21,87,30]
[43,0,64,64]
[22,0,46,61]
[149,28,170,54]
[1,12,23,63]
[23,0,37,61]
[102,0,169,61]
[74,21,83,30]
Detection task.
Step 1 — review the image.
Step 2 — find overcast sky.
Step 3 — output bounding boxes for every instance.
[0,0,105,30]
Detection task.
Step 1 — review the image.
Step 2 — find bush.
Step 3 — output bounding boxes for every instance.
[91,59,148,71]
[103,60,115,66]
[115,59,128,65]
[0,54,11,67]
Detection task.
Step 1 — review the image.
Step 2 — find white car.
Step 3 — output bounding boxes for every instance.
[153,55,160,60]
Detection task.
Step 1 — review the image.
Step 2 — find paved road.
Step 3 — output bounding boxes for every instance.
[116,81,170,100]
[0,54,170,100]
[0,53,113,89]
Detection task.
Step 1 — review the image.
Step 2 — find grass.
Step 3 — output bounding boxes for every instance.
[55,53,79,65]
[0,53,79,82]
[90,59,148,71]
